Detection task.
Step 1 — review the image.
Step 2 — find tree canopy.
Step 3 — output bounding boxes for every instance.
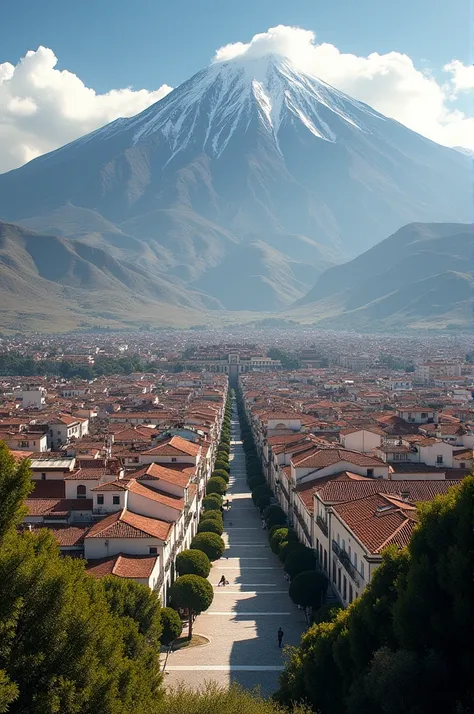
[168,575,213,638]
[190,532,226,561]
[175,549,211,578]
[277,478,474,714]
[159,607,182,646]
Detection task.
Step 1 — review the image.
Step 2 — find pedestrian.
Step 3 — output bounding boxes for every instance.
[218,575,226,587]
[277,627,284,648]
[262,521,266,530]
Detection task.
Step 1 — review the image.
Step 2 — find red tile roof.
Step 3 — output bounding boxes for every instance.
[86,553,158,579]
[86,509,172,541]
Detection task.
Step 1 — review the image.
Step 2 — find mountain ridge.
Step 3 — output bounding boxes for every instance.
[0,54,471,312]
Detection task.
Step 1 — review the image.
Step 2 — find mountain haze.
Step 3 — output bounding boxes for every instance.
[0,54,470,312]
[289,223,474,330]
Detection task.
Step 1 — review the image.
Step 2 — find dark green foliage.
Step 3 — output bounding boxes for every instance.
[176,549,211,578]
[212,469,230,483]
[0,530,164,714]
[251,484,272,506]
[202,494,223,511]
[102,576,163,645]
[160,607,182,646]
[267,348,302,370]
[197,519,224,536]
[247,474,265,490]
[278,540,300,563]
[288,570,328,609]
[263,504,287,529]
[269,527,289,554]
[214,460,230,473]
[206,476,227,496]
[284,545,317,579]
[190,532,225,561]
[0,351,158,379]
[0,442,33,540]
[168,575,213,638]
[200,511,223,526]
[311,603,342,625]
[278,479,474,714]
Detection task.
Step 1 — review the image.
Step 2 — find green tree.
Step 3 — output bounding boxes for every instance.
[212,469,230,483]
[269,527,289,554]
[251,484,272,506]
[0,442,33,539]
[279,540,300,563]
[214,460,230,473]
[160,607,182,646]
[206,476,227,496]
[263,504,287,529]
[176,549,211,578]
[284,545,317,580]
[197,520,223,536]
[200,511,223,527]
[289,570,328,609]
[168,575,213,638]
[190,532,225,561]
[203,494,223,511]
[101,576,162,646]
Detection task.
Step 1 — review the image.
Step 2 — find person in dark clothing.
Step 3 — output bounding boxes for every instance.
[277,627,284,648]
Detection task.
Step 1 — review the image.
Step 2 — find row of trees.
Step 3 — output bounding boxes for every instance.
[276,477,474,714]
[167,393,232,638]
[0,351,159,379]
[0,440,315,713]
[235,387,329,619]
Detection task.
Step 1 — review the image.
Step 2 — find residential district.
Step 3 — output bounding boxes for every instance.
[0,330,473,691]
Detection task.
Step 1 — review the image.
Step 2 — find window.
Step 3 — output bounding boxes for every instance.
[41,473,46,480]
[360,561,365,579]
[460,462,466,469]
[421,412,427,419]
[337,533,340,545]
[349,585,353,603]
[343,575,347,600]
[337,568,341,592]
[436,455,444,465]
[342,539,346,552]
[97,495,104,505]
[348,545,352,560]
[149,547,158,555]
[77,485,86,499]
[353,552,357,570]
[171,457,177,463]
[324,549,328,571]
[332,560,337,583]
[112,495,120,505]
[367,469,374,477]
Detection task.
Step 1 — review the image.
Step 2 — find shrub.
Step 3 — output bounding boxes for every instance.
[160,607,182,645]
[251,484,272,505]
[198,520,224,536]
[212,469,229,484]
[284,545,317,580]
[206,476,227,496]
[176,549,211,578]
[256,493,271,510]
[270,527,289,554]
[200,511,223,526]
[168,575,214,638]
[279,540,300,563]
[264,504,287,529]
[214,459,230,473]
[289,570,328,609]
[311,603,342,625]
[190,532,226,561]
[203,494,223,511]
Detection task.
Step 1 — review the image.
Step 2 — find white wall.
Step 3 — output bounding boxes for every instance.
[341,431,382,454]
[84,536,164,559]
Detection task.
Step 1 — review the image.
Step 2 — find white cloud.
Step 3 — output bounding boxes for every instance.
[0,46,172,172]
[213,25,474,150]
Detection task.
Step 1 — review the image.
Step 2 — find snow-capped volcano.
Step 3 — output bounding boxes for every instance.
[0,54,470,312]
[77,54,381,160]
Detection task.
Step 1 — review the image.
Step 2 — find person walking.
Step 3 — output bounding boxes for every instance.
[218,575,226,587]
[277,627,284,648]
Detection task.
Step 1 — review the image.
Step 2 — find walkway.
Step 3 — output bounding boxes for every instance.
[163,398,305,695]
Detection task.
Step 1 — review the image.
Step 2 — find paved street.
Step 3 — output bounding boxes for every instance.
[163,400,306,695]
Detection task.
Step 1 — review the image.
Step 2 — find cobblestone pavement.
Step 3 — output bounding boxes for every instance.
[163,400,306,696]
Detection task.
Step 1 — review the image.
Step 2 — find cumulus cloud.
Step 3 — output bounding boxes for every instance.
[213,25,474,150]
[0,46,172,172]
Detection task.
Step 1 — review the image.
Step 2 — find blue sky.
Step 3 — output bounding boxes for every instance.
[1,0,471,92]
[0,0,473,172]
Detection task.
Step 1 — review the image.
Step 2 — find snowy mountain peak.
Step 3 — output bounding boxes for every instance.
[111,53,385,160]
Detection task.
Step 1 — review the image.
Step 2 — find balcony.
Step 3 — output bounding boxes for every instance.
[332,540,360,587]
[292,505,312,545]
[316,515,328,537]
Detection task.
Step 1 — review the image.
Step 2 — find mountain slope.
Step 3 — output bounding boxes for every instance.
[0,221,222,331]
[0,55,470,311]
[288,222,474,329]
